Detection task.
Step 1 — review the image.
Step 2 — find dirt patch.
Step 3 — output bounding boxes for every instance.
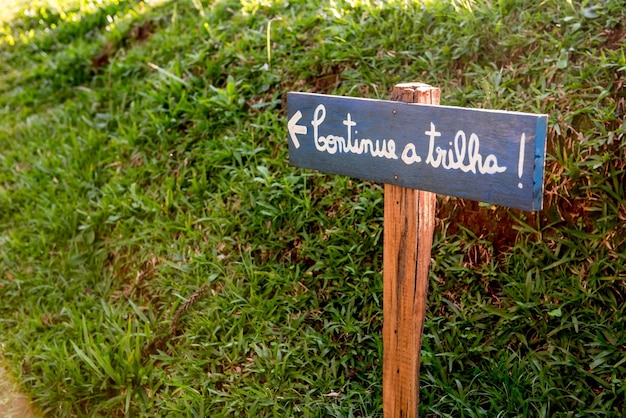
[601,24,626,50]
[91,19,158,70]
[0,361,40,418]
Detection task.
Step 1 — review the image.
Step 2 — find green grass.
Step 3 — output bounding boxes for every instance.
[0,0,624,416]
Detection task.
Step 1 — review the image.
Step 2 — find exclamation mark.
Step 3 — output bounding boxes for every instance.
[518,133,525,189]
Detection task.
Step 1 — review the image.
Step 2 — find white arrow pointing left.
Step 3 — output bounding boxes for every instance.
[288,111,307,149]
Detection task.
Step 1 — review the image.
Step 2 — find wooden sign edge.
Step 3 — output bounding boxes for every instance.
[288,91,549,119]
[532,115,548,211]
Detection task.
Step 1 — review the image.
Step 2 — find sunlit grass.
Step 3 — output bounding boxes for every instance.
[0,0,36,25]
[0,0,167,45]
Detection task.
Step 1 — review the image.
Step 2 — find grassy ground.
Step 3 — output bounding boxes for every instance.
[0,0,624,416]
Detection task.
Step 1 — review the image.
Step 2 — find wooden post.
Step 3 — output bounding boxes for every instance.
[383,83,439,417]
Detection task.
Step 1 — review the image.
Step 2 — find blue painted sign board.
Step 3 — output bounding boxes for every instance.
[287,92,548,211]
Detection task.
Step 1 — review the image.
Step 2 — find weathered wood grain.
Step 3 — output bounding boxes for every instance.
[383,83,438,418]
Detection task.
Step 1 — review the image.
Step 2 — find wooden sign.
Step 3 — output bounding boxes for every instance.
[286,84,548,418]
[287,92,548,211]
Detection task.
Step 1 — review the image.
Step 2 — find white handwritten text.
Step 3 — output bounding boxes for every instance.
[311,105,398,160]
[308,105,507,176]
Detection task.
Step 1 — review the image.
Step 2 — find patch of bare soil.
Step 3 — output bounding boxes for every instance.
[0,361,40,418]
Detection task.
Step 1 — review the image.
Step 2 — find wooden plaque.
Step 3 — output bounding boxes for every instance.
[287,92,548,211]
